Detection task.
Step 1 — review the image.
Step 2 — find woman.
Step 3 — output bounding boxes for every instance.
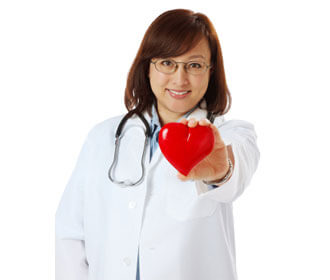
[55,9,260,280]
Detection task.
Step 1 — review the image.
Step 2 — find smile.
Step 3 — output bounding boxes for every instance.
[167,89,191,99]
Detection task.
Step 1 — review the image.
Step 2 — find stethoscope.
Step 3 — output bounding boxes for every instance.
[108,109,215,187]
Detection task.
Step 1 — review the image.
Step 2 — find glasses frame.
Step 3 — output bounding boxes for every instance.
[150,58,212,75]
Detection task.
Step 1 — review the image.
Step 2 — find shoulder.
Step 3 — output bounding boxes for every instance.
[84,110,150,143]
[85,114,126,142]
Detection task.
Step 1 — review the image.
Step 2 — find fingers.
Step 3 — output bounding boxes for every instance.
[181,117,222,141]
[181,118,223,143]
[179,118,188,125]
[182,117,211,128]
[184,117,225,146]
[198,118,211,126]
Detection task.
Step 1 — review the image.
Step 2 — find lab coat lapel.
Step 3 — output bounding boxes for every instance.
[113,112,151,182]
[142,110,162,171]
[115,110,161,174]
[134,110,163,172]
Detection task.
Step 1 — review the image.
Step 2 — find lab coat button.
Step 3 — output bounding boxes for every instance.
[128,201,137,209]
[123,257,131,266]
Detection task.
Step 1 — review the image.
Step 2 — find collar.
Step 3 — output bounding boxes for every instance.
[150,101,202,130]
[137,99,223,128]
[150,103,162,131]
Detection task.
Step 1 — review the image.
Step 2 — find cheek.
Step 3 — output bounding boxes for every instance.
[194,76,209,92]
[150,71,168,89]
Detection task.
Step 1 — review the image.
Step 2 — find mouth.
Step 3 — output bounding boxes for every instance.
[166,89,191,99]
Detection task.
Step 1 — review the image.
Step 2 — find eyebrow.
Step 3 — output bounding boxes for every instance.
[187,55,206,60]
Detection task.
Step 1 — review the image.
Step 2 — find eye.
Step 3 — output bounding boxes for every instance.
[161,60,174,67]
[189,62,202,69]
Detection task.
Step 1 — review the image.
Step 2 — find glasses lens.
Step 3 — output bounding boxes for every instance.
[186,61,207,75]
[155,59,176,74]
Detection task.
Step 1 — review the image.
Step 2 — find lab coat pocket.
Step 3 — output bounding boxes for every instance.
[164,185,218,221]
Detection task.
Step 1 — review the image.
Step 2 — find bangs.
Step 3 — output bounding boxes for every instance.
[142,14,209,59]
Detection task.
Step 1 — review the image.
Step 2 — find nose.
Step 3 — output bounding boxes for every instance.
[172,64,189,86]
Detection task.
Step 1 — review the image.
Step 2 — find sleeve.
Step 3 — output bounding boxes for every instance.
[55,133,92,280]
[207,185,219,190]
[196,119,260,203]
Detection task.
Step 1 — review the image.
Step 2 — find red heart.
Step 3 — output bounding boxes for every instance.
[159,123,214,176]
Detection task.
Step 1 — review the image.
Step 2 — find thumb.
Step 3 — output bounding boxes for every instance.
[177,172,190,181]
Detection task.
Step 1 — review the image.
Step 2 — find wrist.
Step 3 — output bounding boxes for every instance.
[202,158,233,185]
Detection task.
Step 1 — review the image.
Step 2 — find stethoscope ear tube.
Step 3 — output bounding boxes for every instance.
[207,111,215,124]
[109,110,151,187]
[115,110,151,138]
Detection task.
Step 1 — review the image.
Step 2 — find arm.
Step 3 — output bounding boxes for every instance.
[55,135,91,280]
[177,118,260,202]
[198,119,260,202]
[55,239,88,280]
[206,145,235,189]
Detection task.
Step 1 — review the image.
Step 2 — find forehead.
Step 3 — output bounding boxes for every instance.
[171,38,211,61]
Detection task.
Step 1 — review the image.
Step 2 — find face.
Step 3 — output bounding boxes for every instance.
[148,37,212,125]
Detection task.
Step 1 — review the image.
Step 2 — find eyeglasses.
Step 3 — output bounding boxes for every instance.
[150,59,212,75]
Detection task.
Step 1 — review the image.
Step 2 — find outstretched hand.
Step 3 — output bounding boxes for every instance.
[177,118,231,183]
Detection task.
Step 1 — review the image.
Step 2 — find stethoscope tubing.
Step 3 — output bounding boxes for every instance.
[108,109,215,187]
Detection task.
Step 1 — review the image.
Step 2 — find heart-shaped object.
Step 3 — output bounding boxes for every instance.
[158,123,214,176]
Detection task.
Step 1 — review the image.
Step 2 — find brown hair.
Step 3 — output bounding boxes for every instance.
[124,9,231,117]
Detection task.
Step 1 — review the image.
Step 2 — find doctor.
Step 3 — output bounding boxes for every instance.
[55,9,260,280]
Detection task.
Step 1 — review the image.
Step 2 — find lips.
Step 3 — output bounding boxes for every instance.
[168,89,190,94]
[167,89,191,99]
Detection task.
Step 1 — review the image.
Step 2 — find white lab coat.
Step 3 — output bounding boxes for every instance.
[55,103,260,280]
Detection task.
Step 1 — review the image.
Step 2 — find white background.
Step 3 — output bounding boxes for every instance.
[0,0,329,279]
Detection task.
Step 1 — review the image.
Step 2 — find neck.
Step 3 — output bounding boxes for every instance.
[156,107,186,126]
[158,113,182,126]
